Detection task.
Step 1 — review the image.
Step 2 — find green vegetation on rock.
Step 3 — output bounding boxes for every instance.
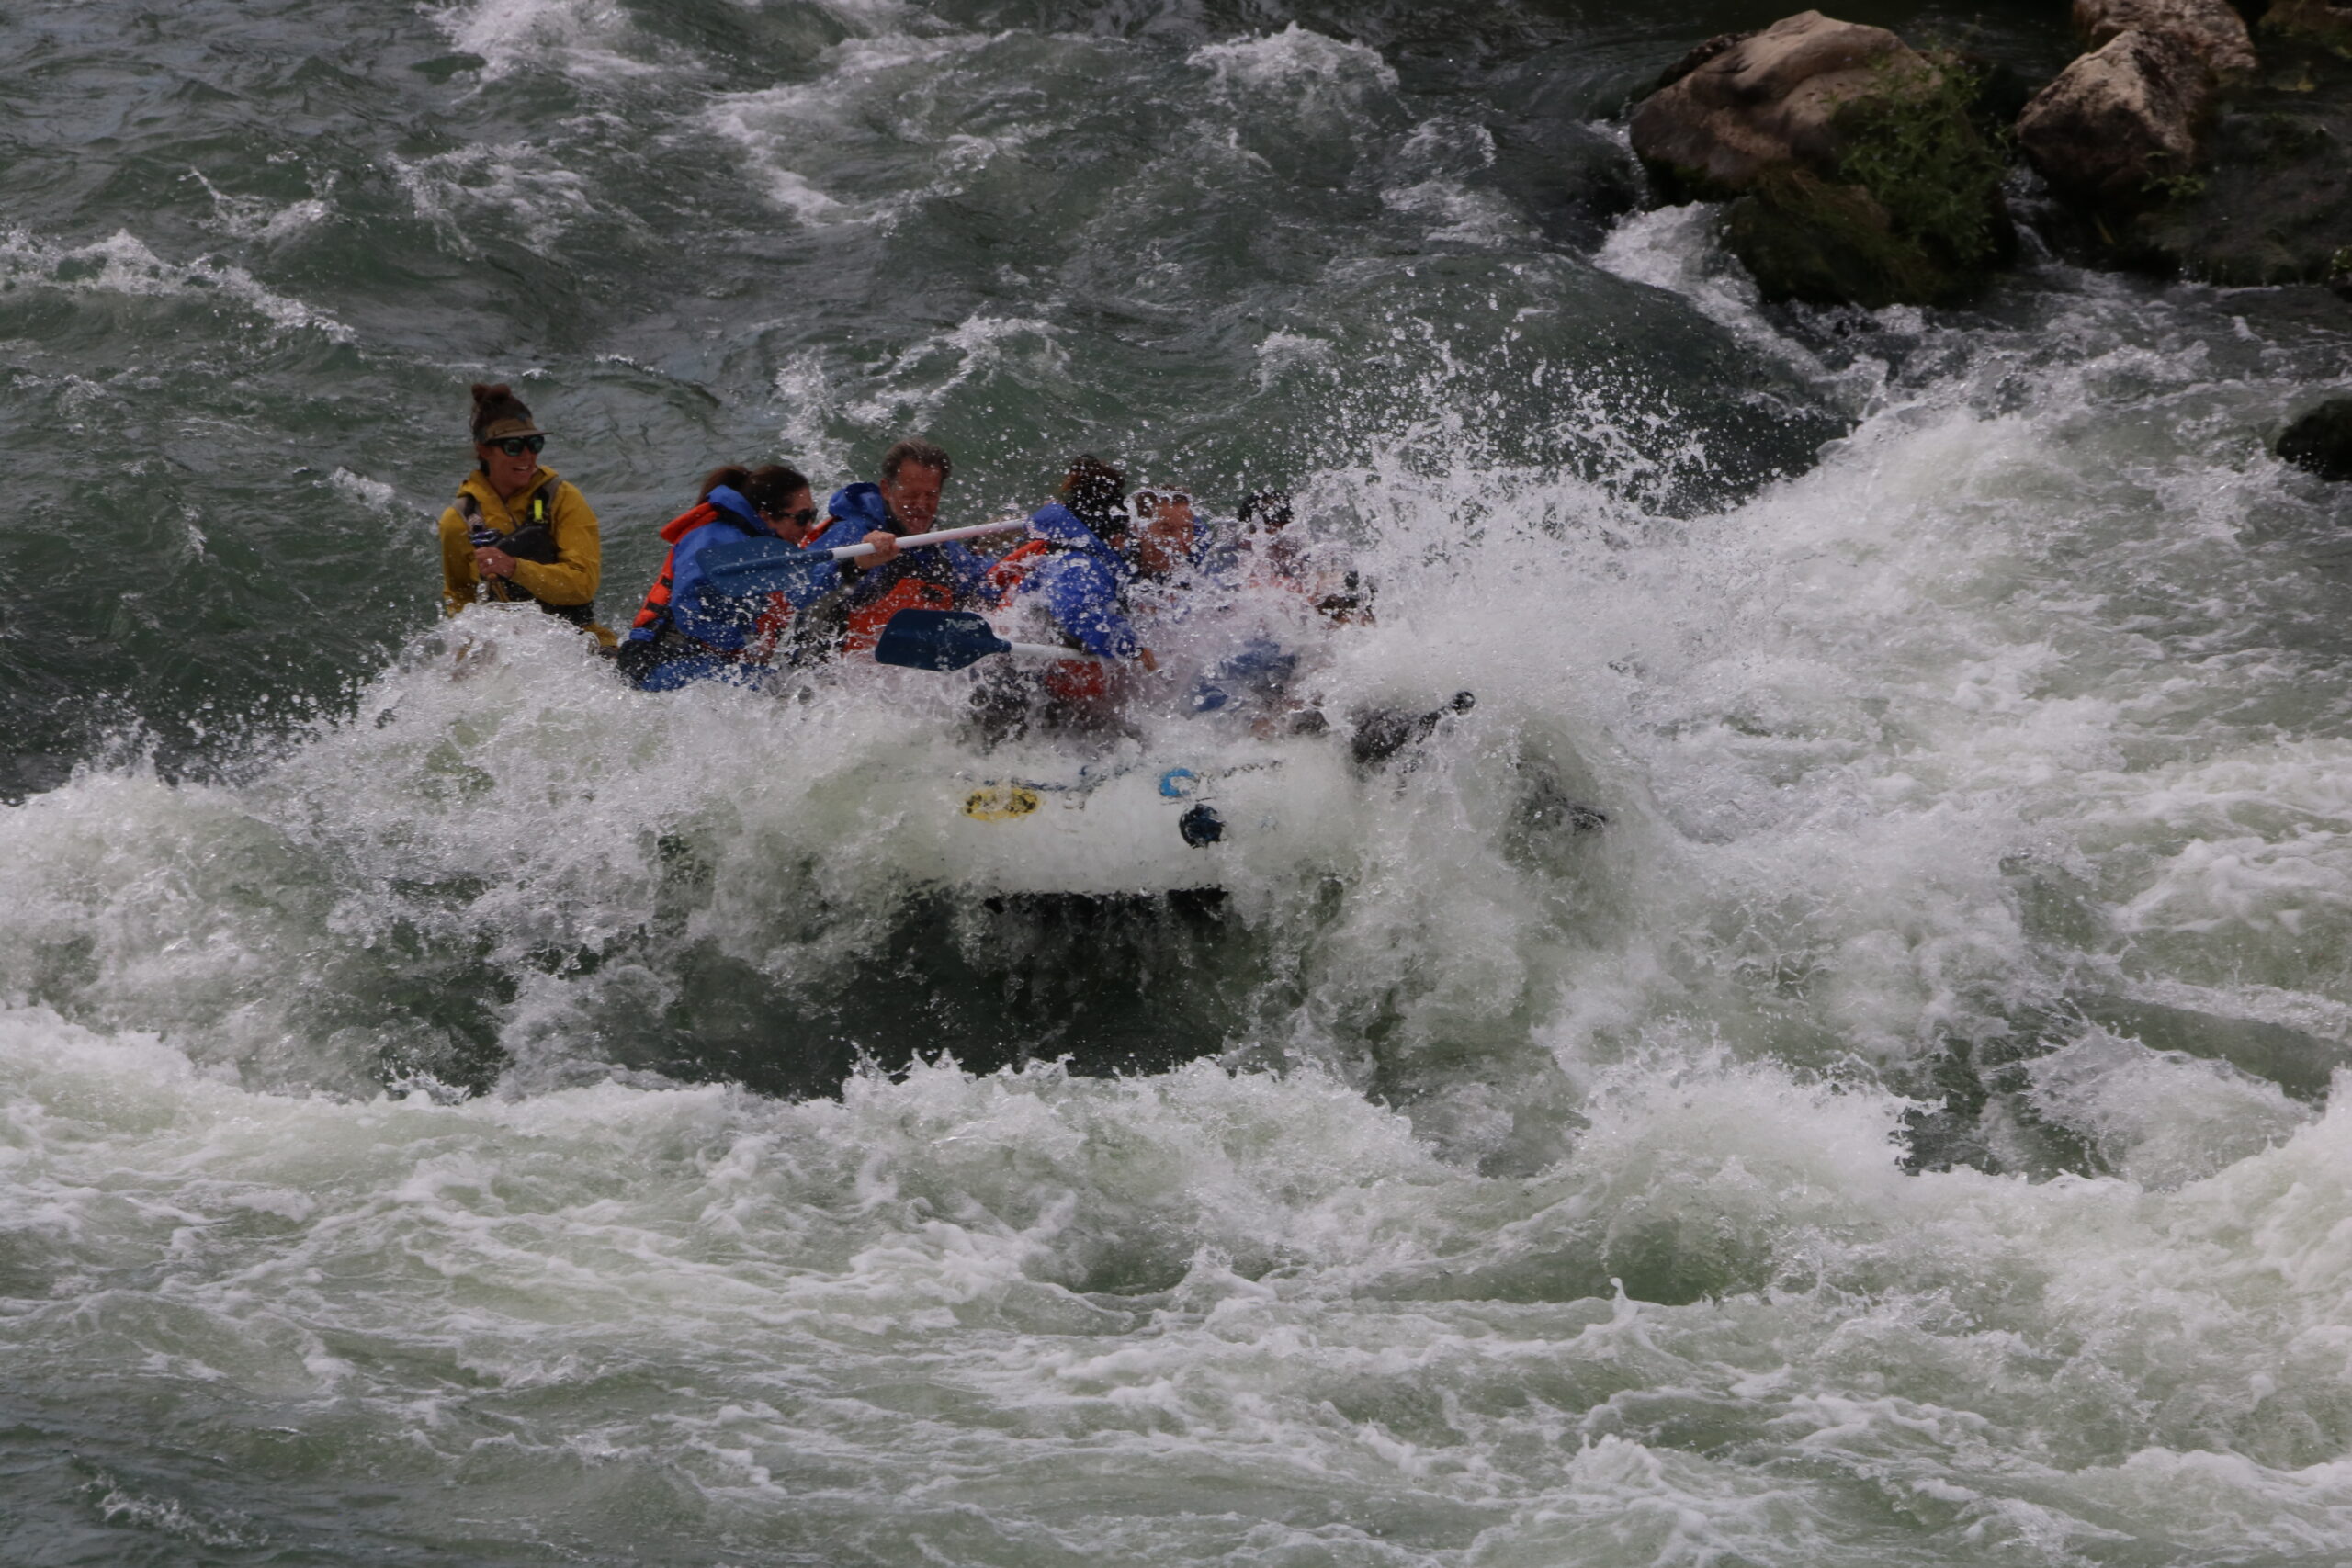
[1725,54,2012,308]
[1833,53,2012,271]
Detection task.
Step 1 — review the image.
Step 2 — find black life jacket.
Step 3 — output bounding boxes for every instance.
[463,478,595,627]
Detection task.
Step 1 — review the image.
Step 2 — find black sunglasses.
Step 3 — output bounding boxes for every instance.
[487,434,547,457]
[778,505,819,528]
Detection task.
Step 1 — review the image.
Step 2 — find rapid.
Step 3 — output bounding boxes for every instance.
[6,2,2352,1563]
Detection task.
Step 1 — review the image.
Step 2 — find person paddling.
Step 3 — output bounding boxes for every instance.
[616,464,897,690]
[965,455,1164,739]
[436,383,614,645]
[806,439,989,654]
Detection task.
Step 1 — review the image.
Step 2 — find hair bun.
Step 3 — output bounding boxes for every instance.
[468,382,538,441]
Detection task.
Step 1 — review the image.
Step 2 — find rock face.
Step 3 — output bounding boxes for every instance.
[1629,11,2012,307]
[2074,0,2259,76]
[1632,13,1916,197]
[2017,28,2218,214]
[2278,398,2352,481]
[2261,0,2352,53]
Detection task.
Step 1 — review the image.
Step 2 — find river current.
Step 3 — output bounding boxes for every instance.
[7,2,2352,1563]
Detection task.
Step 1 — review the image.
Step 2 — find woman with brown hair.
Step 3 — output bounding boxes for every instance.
[435,382,611,644]
[616,462,842,690]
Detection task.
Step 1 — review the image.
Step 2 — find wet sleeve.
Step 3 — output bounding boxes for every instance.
[1042,560,1142,660]
[665,534,759,652]
[508,481,601,607]
[438,506,478,615]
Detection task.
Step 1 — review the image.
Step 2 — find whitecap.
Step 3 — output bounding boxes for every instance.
[0,227,353,342]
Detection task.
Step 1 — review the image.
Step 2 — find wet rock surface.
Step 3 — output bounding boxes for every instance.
[2278,396,2352,481]
[2261,0,2352,55]
[2012,0,2352,282]
[2129,42,2352,283]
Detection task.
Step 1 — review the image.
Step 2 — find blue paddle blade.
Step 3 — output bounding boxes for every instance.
[874,609,1012,672]
[697,536,831,594]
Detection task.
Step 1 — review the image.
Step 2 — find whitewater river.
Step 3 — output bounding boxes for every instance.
[7,1,2352,1562]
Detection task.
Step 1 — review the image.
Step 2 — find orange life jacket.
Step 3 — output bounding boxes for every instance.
[980,537,1050,603]
[842,575,960,653]
[629,502,718,636]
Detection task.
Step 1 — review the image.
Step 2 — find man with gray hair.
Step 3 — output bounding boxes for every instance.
[805,438,989,654]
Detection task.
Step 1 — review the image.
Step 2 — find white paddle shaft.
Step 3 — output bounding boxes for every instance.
[1004,640,1104,664]
[825,517,1028,563]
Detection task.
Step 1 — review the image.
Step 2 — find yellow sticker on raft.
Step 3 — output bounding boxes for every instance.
[963,785,1042,821]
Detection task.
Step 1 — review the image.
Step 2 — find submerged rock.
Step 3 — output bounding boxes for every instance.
[1628,10,2012,307]
[2278,396,2352,480]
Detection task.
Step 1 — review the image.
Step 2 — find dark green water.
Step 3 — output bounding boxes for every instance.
[9,2,2352,1564]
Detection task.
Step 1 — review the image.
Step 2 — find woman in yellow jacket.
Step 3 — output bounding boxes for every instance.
[437,382,614,644]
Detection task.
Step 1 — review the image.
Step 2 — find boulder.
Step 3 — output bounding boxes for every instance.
[1632,12,1917,198]
[2017,29,2217,214]
[2278,397,2352,480]
[2075,0,2260,76]
[1629,11,2013,306]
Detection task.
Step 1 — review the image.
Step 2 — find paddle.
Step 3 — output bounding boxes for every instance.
[874,609,1102,672]
[699,518,1030,595]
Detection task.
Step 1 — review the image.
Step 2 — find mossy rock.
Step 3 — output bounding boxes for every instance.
[1726,56,2013,307]
[1629,17,2016,308]
[1726,164,2009,309]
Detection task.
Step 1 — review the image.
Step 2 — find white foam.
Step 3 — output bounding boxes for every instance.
[0,227,353,342]
[187,169,334,245]
[328,468,397,512]
[426,0,665,82]
[2028,1028,2310,1188]
[388,145,596,257]
[1190,25,1399,95]
[700,32,1006,231]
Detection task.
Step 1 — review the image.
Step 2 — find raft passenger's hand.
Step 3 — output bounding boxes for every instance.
[475,546,517,580]
[862,530,899,563]
[1139,648,1159,673]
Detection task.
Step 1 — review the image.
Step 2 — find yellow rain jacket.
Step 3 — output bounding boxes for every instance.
[437,466,616,645]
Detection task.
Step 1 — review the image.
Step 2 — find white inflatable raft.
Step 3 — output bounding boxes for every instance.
[874,732,1359,897]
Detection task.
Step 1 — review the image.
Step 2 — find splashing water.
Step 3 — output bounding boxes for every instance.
[5,1,2350,1563]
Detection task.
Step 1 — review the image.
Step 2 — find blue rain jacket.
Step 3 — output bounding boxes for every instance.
[628,485,827,690]
[1006,504,1144,660]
